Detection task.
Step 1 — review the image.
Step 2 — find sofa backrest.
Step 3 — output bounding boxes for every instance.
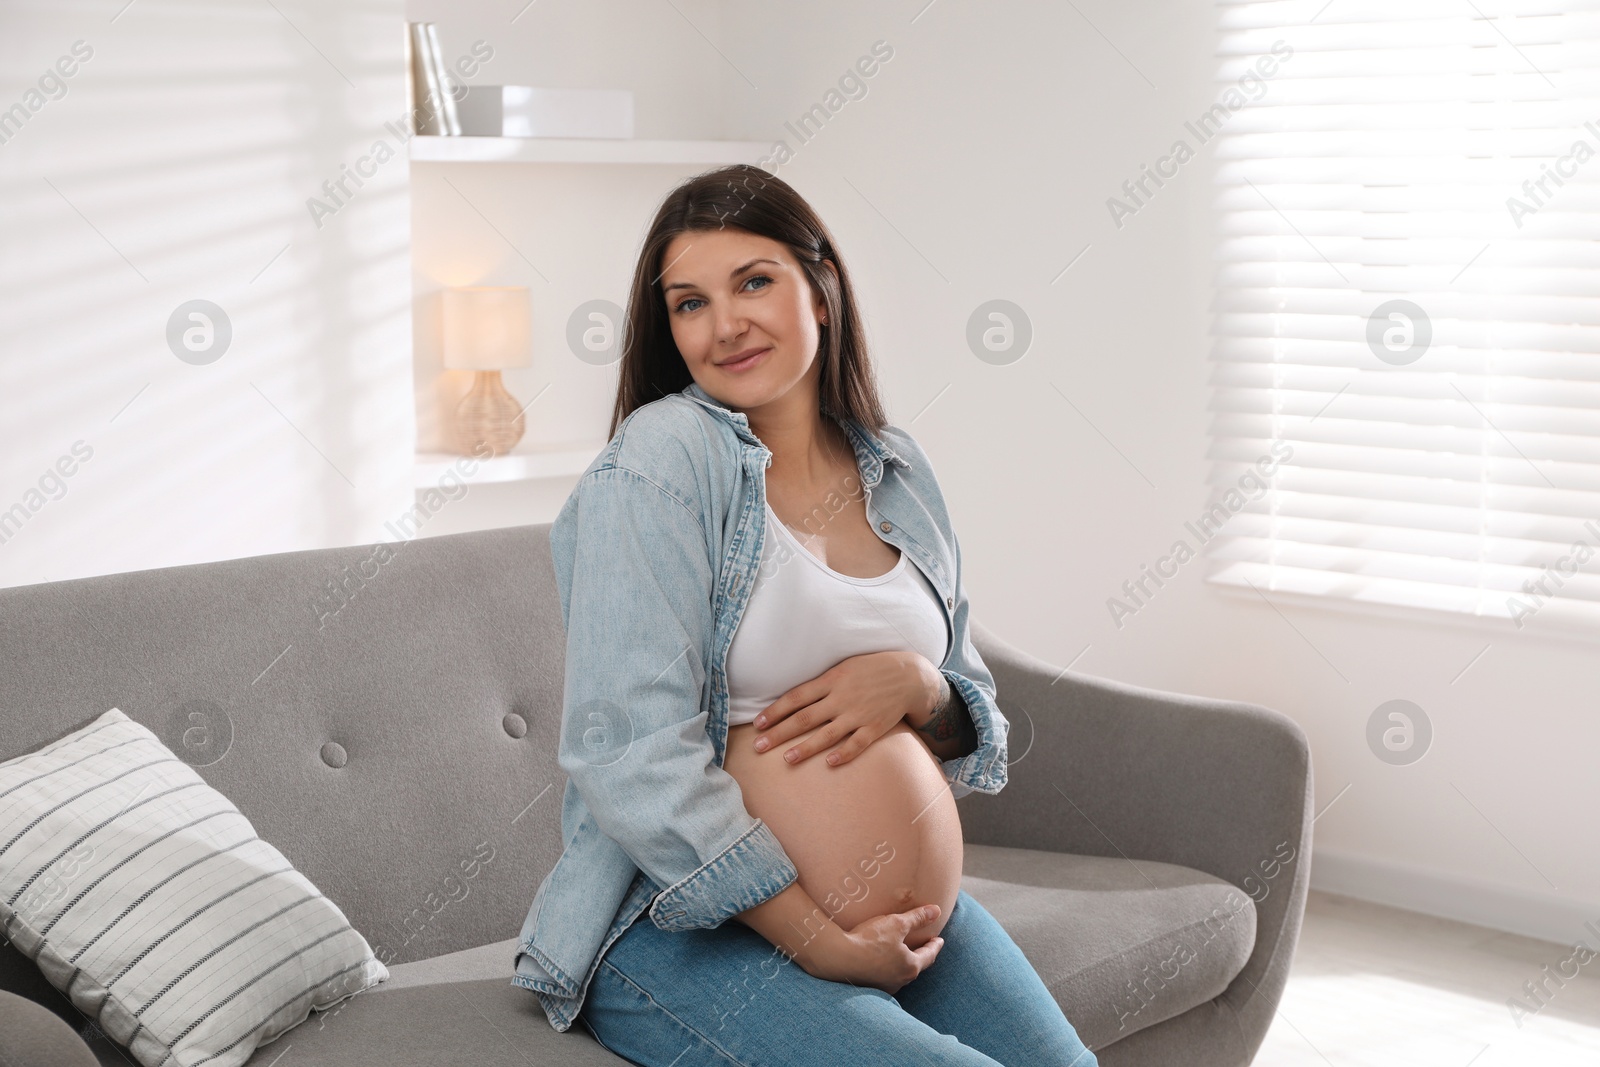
[0,524,570,1009]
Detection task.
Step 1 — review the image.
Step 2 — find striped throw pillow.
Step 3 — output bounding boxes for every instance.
[0,708,388,1067]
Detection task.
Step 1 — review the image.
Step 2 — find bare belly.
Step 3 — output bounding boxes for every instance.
[723,719,962,947]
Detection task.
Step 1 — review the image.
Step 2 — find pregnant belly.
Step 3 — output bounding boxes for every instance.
[722,719,962,947]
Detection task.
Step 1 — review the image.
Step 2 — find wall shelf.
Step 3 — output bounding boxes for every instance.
[409,135,769,166]
[414,442,606,489]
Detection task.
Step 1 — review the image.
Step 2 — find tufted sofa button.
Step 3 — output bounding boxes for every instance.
[320,741,347,769]
[503,712,528,739]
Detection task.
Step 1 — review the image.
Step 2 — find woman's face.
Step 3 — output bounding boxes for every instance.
[659,228,829,414]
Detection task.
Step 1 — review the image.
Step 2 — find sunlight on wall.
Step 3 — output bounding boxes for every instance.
[0,0,412,587]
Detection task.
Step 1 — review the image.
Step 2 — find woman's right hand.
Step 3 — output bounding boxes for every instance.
[813,904,945,994]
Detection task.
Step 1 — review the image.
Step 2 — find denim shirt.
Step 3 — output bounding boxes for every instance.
[511,379,1010,1032]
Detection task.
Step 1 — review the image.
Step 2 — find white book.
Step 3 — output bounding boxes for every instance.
[503,87,633,138]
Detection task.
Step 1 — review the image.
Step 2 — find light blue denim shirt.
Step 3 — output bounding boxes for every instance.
[512,379,1010,1032]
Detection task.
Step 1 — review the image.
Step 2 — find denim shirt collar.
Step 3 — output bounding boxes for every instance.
[680,379,911,484]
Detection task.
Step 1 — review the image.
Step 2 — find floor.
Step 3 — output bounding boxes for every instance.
[1254,889,1600,1065]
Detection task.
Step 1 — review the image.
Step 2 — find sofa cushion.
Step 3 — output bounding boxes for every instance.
[0,988,98,1067]
[0,708,389,1067]
[80,842,1255,1065]
[77,939,627,1067]
[377,850,1256,1057]
[961,842,1255,1050]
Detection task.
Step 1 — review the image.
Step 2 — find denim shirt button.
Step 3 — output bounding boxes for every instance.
[879,521,892,533]
[946,595,954,608]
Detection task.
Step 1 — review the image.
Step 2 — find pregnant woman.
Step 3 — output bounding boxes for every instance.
[512,165,1096,1067]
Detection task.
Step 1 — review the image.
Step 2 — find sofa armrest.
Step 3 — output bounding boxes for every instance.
[0,990,98,1067]
[959,619,1313,1060]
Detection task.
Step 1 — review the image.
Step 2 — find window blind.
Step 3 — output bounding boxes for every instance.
[1205,0,1600,632]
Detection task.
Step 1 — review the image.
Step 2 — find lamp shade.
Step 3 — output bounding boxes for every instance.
[442,286,532,370]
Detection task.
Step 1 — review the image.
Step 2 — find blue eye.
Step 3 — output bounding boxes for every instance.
[671,274,774,314]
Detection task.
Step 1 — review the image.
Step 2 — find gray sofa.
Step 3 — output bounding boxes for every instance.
[0,523,1311,1066]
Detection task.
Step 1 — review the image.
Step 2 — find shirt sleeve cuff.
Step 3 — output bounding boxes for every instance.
[938,668,1009,798]
[646,819,798,932]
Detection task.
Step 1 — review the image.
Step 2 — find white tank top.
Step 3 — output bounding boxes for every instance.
[725,501,950,727]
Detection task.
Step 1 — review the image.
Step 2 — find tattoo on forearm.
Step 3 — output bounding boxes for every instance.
[916,681,975,746]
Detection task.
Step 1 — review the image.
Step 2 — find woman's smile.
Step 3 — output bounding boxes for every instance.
[718,345,771,374]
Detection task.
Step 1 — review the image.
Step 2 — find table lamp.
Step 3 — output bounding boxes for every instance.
[443,286,531,456]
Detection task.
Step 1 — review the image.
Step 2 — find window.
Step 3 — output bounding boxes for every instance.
[1205,2,1600,631]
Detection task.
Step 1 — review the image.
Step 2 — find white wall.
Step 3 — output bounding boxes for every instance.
[0,0,412,587]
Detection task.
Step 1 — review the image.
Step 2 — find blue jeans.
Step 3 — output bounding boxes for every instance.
[578,888,1099,1066]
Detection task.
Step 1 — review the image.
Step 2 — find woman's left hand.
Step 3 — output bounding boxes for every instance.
[751,650,943,767]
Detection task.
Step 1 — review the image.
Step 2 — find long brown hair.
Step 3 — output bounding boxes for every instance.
[607,164,888,440]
